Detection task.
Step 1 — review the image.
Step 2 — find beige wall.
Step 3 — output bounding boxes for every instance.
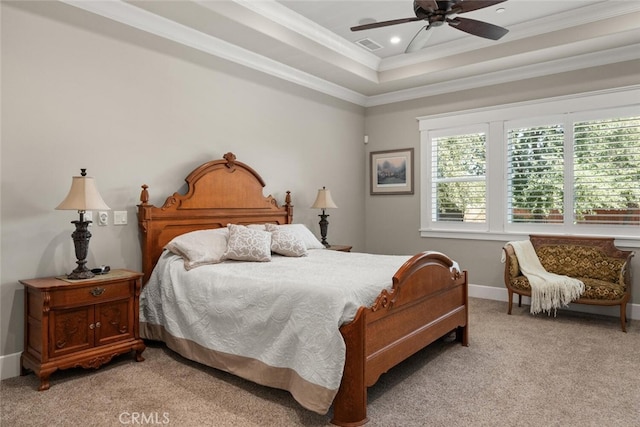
[2,1,638,367]
[364,62,640,304]
[0,1,365,358]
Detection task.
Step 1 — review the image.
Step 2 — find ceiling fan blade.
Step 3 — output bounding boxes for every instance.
[351,16,422,31]
[447,17,509,40]
[414,0,439,12]
[453,0,508,14]
[405,25,434,53]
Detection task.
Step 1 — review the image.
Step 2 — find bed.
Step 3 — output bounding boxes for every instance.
[137,152,469,426]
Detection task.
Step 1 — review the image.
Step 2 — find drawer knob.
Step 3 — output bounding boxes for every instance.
[90,287,106,297]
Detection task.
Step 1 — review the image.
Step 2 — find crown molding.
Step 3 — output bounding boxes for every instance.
[227,0,381,71]
[60,1,640,108]
[380,1,640,71]
[366,43,640,107]
[61,0,368,105]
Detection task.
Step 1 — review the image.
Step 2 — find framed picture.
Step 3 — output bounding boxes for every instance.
[370,148,414,195]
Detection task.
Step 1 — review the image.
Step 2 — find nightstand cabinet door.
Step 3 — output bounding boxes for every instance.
[96,298,133,346]
[50,306,93,358]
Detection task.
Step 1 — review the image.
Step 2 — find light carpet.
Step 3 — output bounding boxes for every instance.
[2,298,639,426]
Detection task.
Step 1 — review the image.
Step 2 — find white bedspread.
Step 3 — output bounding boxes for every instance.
[140,249,416,412]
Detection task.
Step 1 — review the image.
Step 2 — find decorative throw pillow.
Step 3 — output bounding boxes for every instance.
[165,228,229,270]
[270,228,308,257]
[264,223,325,250]
[223,224,272,262]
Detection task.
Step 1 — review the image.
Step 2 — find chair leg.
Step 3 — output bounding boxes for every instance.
[507,289,513,315]
[620,303,627,333]
[518,294,522,307]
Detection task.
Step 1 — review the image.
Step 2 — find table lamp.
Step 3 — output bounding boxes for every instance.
[56,169,110,279]
[311,186,338,247]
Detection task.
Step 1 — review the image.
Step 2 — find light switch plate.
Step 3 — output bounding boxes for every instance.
[114,211,127,225]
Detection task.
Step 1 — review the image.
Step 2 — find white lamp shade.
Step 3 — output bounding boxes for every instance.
[56,175,110,211]
[311,187,338,209]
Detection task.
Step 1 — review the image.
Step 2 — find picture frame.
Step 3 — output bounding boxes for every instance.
[370,148,414,195]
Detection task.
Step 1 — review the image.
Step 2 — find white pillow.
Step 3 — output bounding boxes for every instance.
[165,228,229,270]
[270,228,308,257]
[223,224,272,262]
[264,223,325,250]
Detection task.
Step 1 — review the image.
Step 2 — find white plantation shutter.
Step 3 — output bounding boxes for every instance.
[431,130,486,223]
[506,123,565,224]
[573,116,640,225]
[420,90,640,241]
[505,115,640,227]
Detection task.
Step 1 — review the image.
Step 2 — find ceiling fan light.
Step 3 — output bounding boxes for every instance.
[352,0,510,50]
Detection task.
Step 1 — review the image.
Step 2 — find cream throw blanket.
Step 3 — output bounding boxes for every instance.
[506,240,584,315]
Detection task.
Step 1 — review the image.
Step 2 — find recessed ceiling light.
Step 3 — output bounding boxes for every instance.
[496,7,506,13]
[390,36,401,44]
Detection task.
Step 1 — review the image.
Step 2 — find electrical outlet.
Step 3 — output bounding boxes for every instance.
[98,211,109,226]
[114,211,128,225]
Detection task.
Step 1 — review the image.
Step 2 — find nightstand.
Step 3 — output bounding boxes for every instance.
[326,245,352,252]
[20,269,145,390]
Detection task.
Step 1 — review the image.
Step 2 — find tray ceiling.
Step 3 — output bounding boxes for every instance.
[63,0,640,106]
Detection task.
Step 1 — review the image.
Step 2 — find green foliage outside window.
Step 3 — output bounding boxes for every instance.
[434,133,486,221]
[508,125,564,222]
[508,116,639,224]
[573,117,640,220]
[434,116,639,225]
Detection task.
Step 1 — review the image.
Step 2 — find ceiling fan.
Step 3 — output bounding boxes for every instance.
[351,1,509,53]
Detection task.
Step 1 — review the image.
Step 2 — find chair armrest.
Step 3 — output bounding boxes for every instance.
[503,245,520,282]
[620,253,634,290]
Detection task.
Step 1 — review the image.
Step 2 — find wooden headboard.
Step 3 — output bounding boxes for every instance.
[137,152,293,283]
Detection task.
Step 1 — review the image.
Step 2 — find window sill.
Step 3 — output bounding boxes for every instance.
[419,229,640,248]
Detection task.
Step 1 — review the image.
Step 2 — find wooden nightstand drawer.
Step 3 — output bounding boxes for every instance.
[50,281,131,308]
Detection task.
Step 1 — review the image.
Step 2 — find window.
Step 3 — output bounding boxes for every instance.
[419,87,640,246]
[506,114,640,227]
[507,121,564,224]
[430,127,487,226]
[573,115,640,225]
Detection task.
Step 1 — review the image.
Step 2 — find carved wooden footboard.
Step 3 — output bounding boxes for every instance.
[334,252,468,426]
[137,153,468,426]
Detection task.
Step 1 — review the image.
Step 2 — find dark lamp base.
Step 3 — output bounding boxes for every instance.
[68,218,95,280]
[318,212,330,247]
[67,269,95,280]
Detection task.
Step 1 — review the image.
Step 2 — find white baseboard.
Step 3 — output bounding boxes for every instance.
[0,352,21,381]
[469,283,639,320]
[1,288,637,380]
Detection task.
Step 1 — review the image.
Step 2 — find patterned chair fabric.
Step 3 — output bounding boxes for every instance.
[503,235,634,331]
